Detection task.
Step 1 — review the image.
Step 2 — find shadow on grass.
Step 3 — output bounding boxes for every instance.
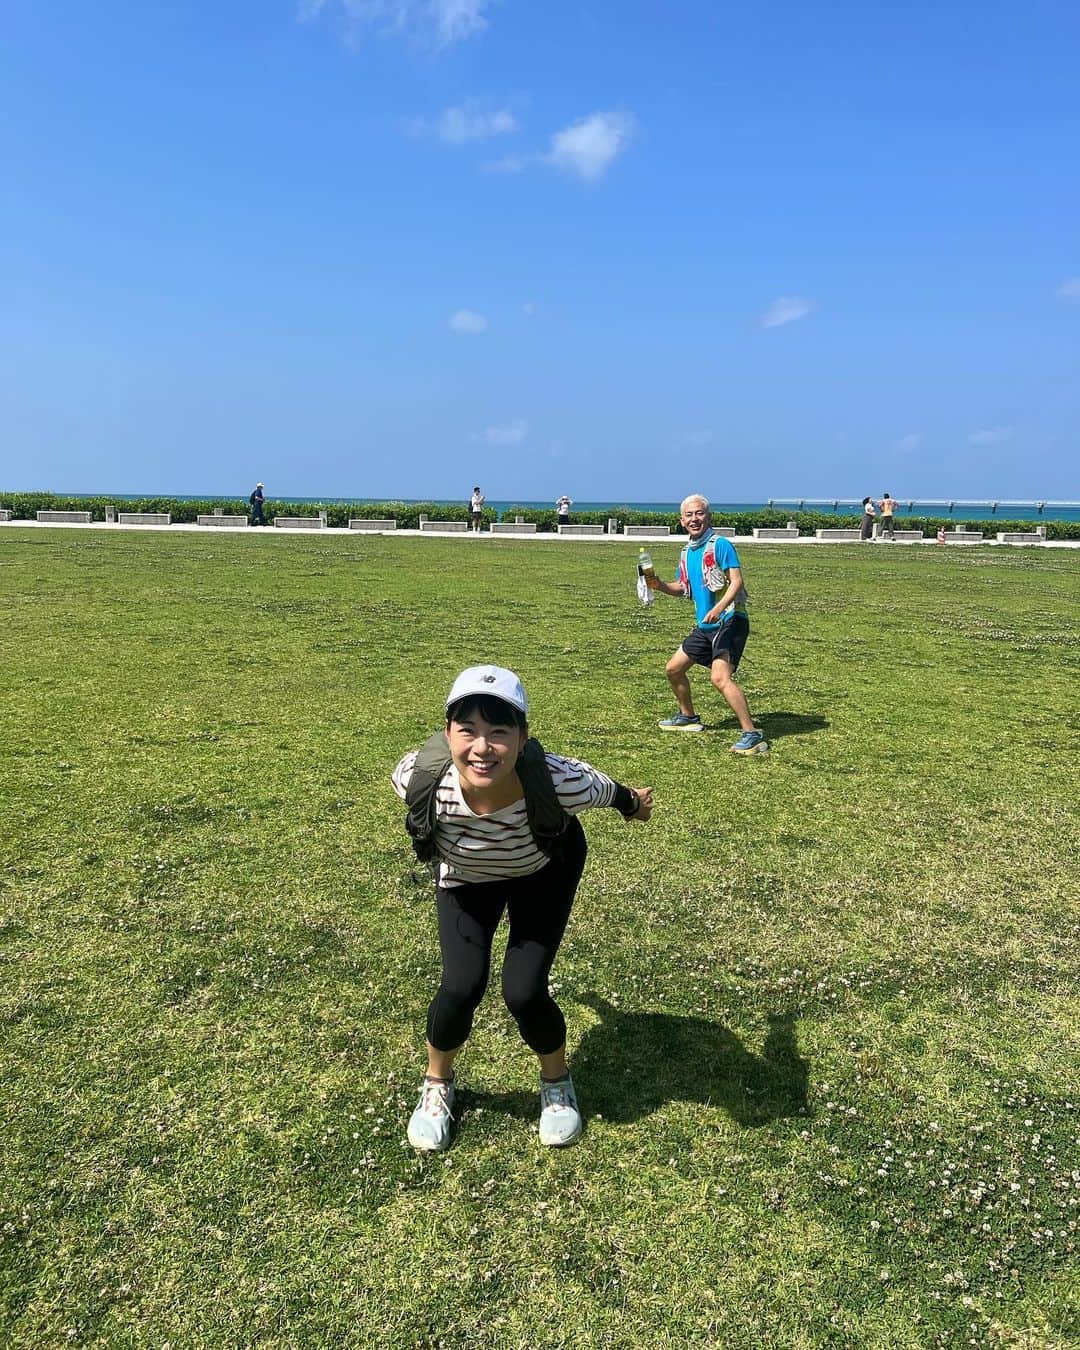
[697,710,828,740]
[464,999,809,1129]
[572,998,810,1126]
[756,710,829,741]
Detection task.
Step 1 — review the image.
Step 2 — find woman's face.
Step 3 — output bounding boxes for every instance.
[446,707,527,797]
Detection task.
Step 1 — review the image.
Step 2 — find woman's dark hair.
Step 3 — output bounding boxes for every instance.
[447,694,528,733]
[862,496,871,505]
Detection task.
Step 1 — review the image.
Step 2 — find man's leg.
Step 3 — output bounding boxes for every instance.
[710,654,755,732]
[665,646,697,716]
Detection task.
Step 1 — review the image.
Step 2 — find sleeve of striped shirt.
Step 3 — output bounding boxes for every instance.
[545,752,620,814]
[390,749,418,801]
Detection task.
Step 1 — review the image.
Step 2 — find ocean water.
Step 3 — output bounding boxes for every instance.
[94,493,1080,523]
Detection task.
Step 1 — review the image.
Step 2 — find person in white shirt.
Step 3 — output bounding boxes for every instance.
[391,665,653,1151]
[469,487,485,532]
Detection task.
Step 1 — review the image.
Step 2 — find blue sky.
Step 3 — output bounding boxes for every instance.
[3,0,1078,502]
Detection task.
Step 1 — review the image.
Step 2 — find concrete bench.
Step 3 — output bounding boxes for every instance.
[118,512,170,526]
[753,527,800,540]
[996,531,1045,544]
[419,519,468,532]
[623,525,671,537]
[197,514,249,527]
[0,510,12,522]
[815,528,862,540]
[37,510,92,524]
[490,522,538,534]
[349,518,397,531]
[557,523,604,535]
[943,531,984,544]
[889,530,925,542]
[274,516,326,529]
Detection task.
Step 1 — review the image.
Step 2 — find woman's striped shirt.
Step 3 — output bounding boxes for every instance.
[390,750,620,887]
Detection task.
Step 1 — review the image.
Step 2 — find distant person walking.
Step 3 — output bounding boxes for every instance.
[860,496,876,541]
[249,482,265,526]
[645,494,767,755]
[878,493,896,540]
[556,495,572,528]
[469,487,485,533]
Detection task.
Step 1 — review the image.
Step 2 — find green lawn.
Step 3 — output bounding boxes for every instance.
[1,529,1077,1347]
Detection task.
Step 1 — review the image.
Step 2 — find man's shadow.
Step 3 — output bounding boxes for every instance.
[757,711,829,742]
[465,997,809,1129]
[700,711,828,741]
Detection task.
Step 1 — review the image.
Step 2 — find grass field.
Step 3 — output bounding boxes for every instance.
[1,528,1078,1347]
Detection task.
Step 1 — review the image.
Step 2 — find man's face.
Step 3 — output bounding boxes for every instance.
[446,709,527,798]
[680,502,711,540]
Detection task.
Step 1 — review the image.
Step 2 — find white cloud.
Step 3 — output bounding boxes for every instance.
[893,433,921,454]
[1058,278,1080,301]
[437,101,516,144]
[429,0,489,45]
[484,419,528,445]
[545,110,635,182]
[760,296,815,329]
[969,427,1013,447]
[682,430,714,448]
[448,308,487,334]
[303,0,490,47]
[522,301,535,316]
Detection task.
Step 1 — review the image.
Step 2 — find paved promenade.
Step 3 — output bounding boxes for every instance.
[2,519,1077,548]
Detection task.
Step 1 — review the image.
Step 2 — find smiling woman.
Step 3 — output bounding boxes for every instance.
[390,664,653,1153]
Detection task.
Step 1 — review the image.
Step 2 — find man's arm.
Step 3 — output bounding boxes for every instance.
[648,575,684,596]
[701,566,743,625]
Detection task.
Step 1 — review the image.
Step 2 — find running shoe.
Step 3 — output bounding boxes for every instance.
[406,1076,456,1152]
[539,1074,582,1147]
[730,729,768,755]
[657,712,704,732]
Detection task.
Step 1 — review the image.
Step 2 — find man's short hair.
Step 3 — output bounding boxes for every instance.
[680,494,711,514]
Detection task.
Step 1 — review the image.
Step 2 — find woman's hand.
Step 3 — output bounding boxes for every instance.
[629,787,654,822]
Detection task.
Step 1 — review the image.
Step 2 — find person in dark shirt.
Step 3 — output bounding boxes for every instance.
[249,483,265,526]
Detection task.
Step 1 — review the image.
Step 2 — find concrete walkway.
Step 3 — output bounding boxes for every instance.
[2,520,1077,548]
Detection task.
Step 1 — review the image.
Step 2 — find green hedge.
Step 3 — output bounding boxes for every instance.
[2,493,1077,539]
[0,493,495,530]
[504,503,1080,540]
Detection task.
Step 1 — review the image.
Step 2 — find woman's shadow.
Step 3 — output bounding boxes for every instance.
[572,996,809,1127]
[466,997,809,1128]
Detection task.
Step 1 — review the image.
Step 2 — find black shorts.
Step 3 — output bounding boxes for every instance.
[681,614,750,672]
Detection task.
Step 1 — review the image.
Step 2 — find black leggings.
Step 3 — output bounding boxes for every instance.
[427,817,587,1056]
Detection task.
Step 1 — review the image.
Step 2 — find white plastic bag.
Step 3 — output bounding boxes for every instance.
[636,574,655,607]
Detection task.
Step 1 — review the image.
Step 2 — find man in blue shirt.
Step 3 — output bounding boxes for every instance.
[646,493,767,754]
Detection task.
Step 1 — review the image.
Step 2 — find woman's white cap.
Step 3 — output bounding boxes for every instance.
[446,665,528,715]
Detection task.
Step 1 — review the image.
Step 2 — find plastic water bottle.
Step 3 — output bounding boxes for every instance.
[636,548,655,606]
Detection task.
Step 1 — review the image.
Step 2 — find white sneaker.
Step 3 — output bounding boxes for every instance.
[407,1076,455,1151]
[539,1074,582,1147]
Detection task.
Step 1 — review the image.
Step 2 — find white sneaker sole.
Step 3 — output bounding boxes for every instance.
[540,1120,583,1147]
